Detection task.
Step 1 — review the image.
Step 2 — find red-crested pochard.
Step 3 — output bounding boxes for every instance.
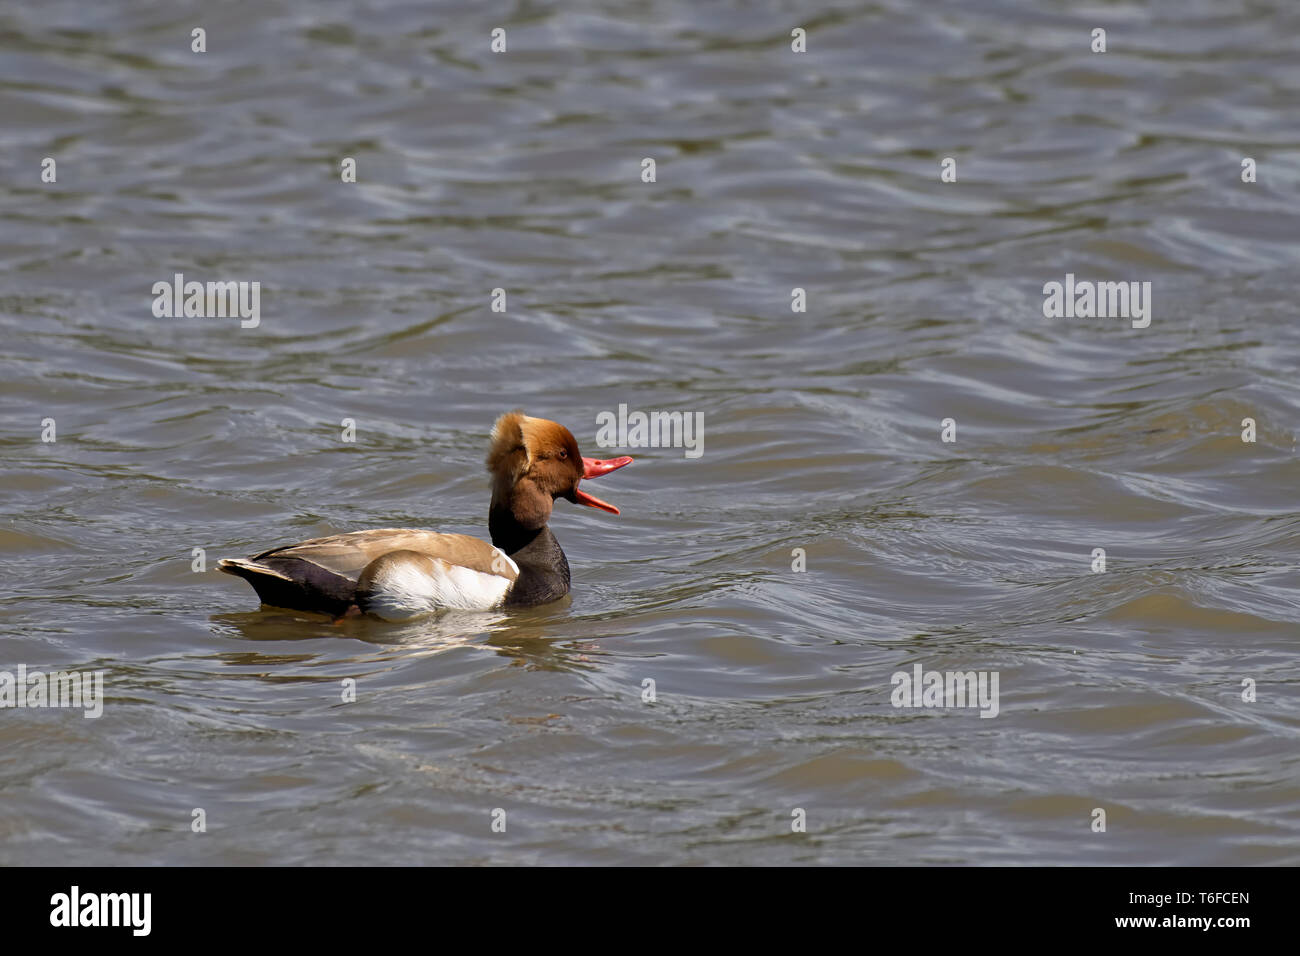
[217,411,632,620]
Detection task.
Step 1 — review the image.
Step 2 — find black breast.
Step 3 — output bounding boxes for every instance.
[501,526,571,607]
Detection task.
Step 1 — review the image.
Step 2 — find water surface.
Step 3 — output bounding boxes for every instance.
[1,0,1298,865]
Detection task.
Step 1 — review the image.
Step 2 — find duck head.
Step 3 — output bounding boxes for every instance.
[486,411,632,530]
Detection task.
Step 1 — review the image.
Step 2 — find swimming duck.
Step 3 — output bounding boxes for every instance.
[217,411,632,620]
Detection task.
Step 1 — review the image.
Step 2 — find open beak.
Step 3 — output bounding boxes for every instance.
[572,456,633,514]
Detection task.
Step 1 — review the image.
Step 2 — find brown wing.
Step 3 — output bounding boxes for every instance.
[253,529,518,582]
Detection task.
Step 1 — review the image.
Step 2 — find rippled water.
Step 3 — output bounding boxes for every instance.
[2,0,1299,865]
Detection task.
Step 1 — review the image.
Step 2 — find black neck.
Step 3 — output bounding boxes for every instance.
[489,506,571,607]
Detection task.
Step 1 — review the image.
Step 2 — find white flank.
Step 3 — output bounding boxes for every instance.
[363,556,516,621]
